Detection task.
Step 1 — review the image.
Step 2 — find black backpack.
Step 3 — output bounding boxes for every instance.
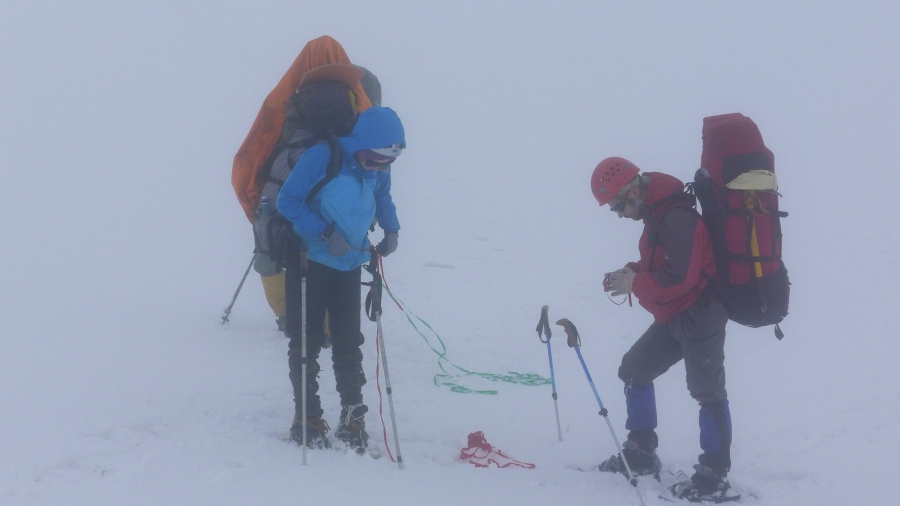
[253,80,359,267]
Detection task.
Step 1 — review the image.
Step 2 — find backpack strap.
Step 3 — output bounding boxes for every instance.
[645,192,699,251]
[257,135,320,187]
[645,191,700,269]
[727,207,789,218]
[304,135,345,205]
[265,137,321,186]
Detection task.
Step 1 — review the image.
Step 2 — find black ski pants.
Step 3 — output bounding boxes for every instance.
[285,254,366,420]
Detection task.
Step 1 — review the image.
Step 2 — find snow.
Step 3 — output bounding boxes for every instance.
[1,1,898,505]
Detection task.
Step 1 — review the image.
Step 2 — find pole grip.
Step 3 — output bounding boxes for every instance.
[555,318,581,348]
[536,305,551,343]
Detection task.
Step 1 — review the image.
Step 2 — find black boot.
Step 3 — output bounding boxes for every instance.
[669,464,740,503]
[335,403,369,453]
[290,416,332,449]
[598,440,662,478]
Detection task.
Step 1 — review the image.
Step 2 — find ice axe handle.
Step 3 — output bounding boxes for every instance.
[555,318,581,348]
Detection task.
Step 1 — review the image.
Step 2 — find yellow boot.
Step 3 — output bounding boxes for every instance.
[260,271,287,330]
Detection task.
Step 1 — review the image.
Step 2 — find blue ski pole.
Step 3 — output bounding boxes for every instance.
[535,306,562,441]
[556,318,645,506]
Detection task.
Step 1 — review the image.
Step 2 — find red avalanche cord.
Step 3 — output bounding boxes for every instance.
[374,331,396,463]
[378,253,404,311]
[372,249,398,462]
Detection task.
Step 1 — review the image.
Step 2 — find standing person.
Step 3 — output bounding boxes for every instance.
[590,157,736,502]
[277,106,405,452]
[232,35,378,331]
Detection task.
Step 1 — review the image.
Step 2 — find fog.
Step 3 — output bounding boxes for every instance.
[1,2,897,504]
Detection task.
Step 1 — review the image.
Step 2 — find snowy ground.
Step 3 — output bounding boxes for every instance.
[1,2,899,505]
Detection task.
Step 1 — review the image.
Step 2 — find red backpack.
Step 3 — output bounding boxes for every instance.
[692,113,789,338]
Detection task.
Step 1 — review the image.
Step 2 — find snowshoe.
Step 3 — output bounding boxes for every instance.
[668,465,740,503]
[598,440,662,479]
[334,403,369,454]
[290,416,332,449]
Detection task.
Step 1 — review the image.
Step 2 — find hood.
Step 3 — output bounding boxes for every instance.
[339,107,406,157]
[642,172,685,207]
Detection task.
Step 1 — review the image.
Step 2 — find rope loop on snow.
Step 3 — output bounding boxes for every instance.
[378,259,551,395]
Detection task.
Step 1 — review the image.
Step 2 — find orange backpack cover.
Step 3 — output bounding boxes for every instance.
[232,36,372,222]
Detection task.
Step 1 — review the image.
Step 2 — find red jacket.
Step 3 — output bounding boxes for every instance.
[629,173,717,323]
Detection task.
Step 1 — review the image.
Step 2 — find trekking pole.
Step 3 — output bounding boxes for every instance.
[556,318,645,506]
[535,306,563,442]
[364,248,404,469]
[221,252,256,324]
[300,250,309,465]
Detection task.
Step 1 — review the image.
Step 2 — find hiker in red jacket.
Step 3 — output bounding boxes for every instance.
[591,157,737,503]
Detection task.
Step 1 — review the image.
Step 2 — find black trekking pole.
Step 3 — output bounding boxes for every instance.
[535,306,563,442]
[299,250,310,465]
[556,318,645,506]
[221,252,256,324]
[364,248,404,469]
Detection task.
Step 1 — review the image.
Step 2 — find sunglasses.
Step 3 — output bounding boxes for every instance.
[609,199,627,213]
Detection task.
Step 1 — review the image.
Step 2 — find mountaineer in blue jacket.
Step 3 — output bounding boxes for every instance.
[277,106,405,452]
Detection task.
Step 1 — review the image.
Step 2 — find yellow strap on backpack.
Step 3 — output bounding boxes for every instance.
[744,191,763,278]
[348,90,358,114]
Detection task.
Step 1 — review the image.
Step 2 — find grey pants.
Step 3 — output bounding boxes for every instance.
[618,299,732,472]
[619,299,729,404]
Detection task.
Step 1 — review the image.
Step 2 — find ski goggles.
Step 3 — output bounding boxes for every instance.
[356,149,398,169]
[361,158,394,169]
[370,143,404,158]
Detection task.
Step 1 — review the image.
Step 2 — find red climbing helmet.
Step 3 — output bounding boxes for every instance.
[590,157,641,206]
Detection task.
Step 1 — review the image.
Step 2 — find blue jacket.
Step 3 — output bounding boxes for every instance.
[277,107,405,271]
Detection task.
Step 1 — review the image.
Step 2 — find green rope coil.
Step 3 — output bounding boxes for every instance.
[384,285,552,395]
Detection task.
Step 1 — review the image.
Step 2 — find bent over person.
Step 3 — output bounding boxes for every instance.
[590,157,737,503]
[277,106,405,452]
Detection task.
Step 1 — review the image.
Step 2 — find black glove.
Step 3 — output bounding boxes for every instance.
[376,231,399,256]
[321,223,351,256]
